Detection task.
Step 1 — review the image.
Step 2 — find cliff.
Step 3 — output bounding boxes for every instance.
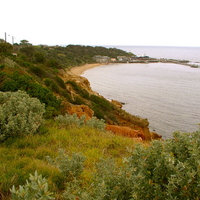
[0,43,161,141]
[58,68,161,141]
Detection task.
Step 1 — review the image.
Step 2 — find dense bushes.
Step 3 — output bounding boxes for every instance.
[55,113,85,129]
[29,65,46,78]
[86,131,200,200]
[0,72,61,117]
[47,149,86,181]
[0,90,45,141]
[0,42,13,54]
[9,131,200,199]
[55,113,106,131]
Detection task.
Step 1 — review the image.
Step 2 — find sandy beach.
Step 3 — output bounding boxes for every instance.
[70,63,104,76]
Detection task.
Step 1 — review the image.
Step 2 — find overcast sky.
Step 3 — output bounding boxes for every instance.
[1,0,200,47]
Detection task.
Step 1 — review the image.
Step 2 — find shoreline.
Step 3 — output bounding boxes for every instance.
[70,63,104,76]
[69,59,199,77]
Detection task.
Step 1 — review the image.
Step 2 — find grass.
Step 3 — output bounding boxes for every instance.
[0,123,144,198]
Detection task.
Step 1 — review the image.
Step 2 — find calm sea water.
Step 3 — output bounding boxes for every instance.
[114,46,200,63]
[83,46,200,139]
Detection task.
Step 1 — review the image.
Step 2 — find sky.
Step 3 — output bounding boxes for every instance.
[1,0,200,47]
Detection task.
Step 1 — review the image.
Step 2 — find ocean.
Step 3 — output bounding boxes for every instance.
[83,46,200,139]
[113,46,200,63]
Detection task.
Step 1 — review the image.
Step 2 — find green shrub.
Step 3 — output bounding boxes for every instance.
[4,57,16,68]
[86,117,106,131]
[15,58,31,67]
[44,78,61,94]
[62,131,200,200]
[0,42,13,54]
[54,76,66,89]
[47,149,85,181]
[34,52,45,63]
[20,46,34,58]
[27,82,61,112]
[90,95,113,111]
[126,131,200,199]
[91,103,104,119]
[10,170,54,200]
[46,59,61,69]
[66,80,89,99]
[92,158,132,200]
[62,90,73,103]
[55,113,85,129]
[44,78,54,87]
[0,90,45,141]
[0,64,5,69]
[55,114,106,131]
[29,65,46,78]
[73,96,85,105]
[89,95,115,120]
[1,72,61,113]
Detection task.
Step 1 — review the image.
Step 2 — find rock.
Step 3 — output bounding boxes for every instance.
[67,105,94,120]
[106,125,145,140]
[111,100,123,108]
[150,131,162,140]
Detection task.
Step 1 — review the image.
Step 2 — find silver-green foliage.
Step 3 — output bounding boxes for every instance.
[86,117,105,131]
[63,131,200,200]
[55,114,105,131]
[99,132,200,200]
[10,171,54,200]
[55,113,85,129]
[47,149,85,181]
[126,131,200,199]
[0,90,45,141]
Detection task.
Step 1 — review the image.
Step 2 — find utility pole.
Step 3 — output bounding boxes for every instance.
[5,32,7,42]
[12,36,14,44]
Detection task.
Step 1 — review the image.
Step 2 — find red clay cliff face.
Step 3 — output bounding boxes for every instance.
[106,125,161,141]
[67,105,94,121]
[106,125,145,140]
[66,104,162,141]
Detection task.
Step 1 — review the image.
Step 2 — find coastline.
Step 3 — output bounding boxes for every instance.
[69,59,199,77]
[70,63,104,76]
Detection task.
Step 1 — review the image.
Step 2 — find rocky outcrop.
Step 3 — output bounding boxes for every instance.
[111,100,123,108]
[66,105,94,120]
[150,131,162,140]
[106,125,144,140]
[106,125,161,141]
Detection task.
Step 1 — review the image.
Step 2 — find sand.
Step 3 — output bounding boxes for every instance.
[70,63,104,76]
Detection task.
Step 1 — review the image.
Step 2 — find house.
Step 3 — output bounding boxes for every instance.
[117,56,129,62]
[110,58,117,62]
[93,55,110,63]
[12,53,17,56]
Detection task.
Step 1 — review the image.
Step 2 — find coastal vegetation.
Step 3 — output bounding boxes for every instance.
[0,40,200,199]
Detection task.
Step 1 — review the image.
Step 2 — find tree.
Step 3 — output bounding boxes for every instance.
[0,42,13,54]
[20,46,34,57]
[46,59,61,69]
[34,52,45,63]
[20,39,29,45]
[0,38,5,43]
[20,39,32,48]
